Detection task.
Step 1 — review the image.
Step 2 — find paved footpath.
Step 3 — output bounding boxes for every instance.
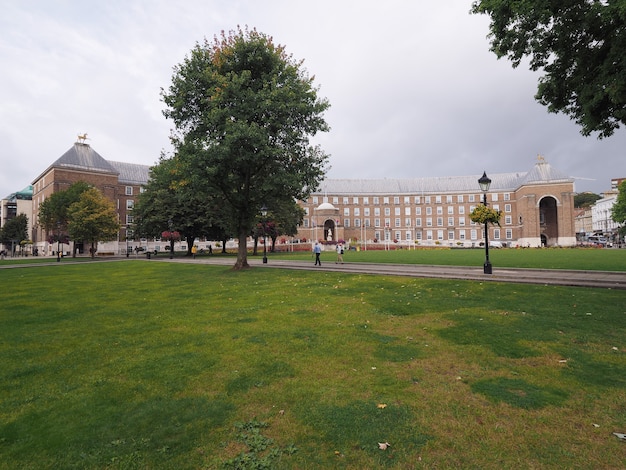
[3,256,625,289]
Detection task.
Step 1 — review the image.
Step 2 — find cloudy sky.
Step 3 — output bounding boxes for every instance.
[1,0,624,198]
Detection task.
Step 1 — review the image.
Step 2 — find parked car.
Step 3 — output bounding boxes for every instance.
[587,236,611,247]
[489,241,503,248]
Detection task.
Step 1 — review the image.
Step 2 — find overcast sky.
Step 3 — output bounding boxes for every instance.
[1,0,624,199]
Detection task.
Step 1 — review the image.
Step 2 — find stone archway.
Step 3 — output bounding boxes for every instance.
[539,196,558,246]
[324,219,336,242]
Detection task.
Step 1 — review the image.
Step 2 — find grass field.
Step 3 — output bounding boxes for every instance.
[1,260,625,468]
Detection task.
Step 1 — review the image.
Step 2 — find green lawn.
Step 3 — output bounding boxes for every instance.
[1,261,625,469]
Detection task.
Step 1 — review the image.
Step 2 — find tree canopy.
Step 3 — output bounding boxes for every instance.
[611,181,626,236]
[574,192,602,208]
[67,187,120,258]
[38,181,91,235]
[471,0,626,137]
[0,213,28,249]
[161,27,330,269]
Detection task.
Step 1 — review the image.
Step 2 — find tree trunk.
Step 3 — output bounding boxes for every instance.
[233,232,249,270]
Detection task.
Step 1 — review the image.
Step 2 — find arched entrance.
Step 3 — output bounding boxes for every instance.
[324,219,336,242]
[539,196,558,246]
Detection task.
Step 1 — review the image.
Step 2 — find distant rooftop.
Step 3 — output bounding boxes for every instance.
[315,160,573,195]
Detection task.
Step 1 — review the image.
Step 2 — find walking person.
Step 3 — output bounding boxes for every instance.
[336,243,344,264]
[313,242,322,266]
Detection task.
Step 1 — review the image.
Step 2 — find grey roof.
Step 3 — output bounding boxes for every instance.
[32,143,118,183]
[315,161,573,195]
[108,161,151,185]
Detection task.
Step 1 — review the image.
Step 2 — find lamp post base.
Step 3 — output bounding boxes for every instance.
[263,257,268,264]
[483,262,492,274]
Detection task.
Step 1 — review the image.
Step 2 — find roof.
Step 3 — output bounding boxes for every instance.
[32,143,119,183]
[314,160,574,195]
[108,161,151,185]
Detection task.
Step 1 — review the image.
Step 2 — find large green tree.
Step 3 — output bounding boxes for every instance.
[38,181,91,256]
[67,187,120,258]
[161,27,330,269]
[0,213,28,253]
[574,192,602,208]
[134,155,232,255]
[471,0,626,137]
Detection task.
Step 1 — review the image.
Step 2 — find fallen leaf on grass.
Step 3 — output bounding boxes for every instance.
[377,403,387,409]
[378,442,391,450]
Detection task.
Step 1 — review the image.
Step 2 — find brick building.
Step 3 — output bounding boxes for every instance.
[297,158,577,249]
[31,141,149,255]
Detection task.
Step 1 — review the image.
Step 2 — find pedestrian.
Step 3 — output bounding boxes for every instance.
[313,242,322,266]
[336,243,344,264]
[191,245,197,259]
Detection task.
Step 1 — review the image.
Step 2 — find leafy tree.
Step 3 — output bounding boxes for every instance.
[38,181,91,256]
[611,181,626,238]
[161,27,330,269]
[67,187,120,258]
[0,213,28,253]
[134,155,233,255]
[574,192,602,208]
[471,0,626,137]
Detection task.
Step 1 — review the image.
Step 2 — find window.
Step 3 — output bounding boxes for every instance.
[469,194,475,203]
[505,204,511,212]
[471,229,478,240]
[126,214,134,224]
[415,218,422,227]
[394,207,401,216]
[437,217,443,226]
[415,207,422,215]
[395,218,401,227]
[416,231,422,240]
[383,197,390,204]
[373,197,379,205]
[459,230,466,240]
[343,208,350,216]
[394,231,401,241]
[493,204,500,211]
[426,230,433,240]
[304,207,309,215]
[404,196,410,204]
[355,218,361,227]
[344,219,350,227]
[364,208,370,216]
[493,228,501,239]
[375,218,381,227]
[425,196,431,204]
[125,186,133,195]
[353,197,359,204]
[435,195,442,204]
[448,231,454,240]
[405,231,412,240]
[343,197,349,205]
[505,215,512,225]
[459,217,466,226]
[354,208,360,216]
[394,196,400,204]
[492,193,499,202]
[405,218,411,227]
[384,218,391,227]
[363,197,369,204]
[447,206,454,214]
[436,207,443,215]
[504,193,510,201]
[364,218,371,227]
[457,195,464,203]
[374,208,381,216]
[126,200,134,210]
[303,219,309,228]
[506,229,512,239]
[384,207,391,216]
[437,230,444,240]
[426,217,433,227]
[415,196,421,204]
[313,196,319,204]
[447,217,454,226]
[332,197,338,204]
[404,207,411,216]
[446,195,453,203]
[458,206,465,215]
[426,207,432,215]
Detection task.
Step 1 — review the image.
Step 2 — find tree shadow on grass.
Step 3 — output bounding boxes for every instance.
[471,377,569,409]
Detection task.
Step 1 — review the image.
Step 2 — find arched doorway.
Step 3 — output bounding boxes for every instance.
[324,219,335,242]
[539,196,558,246]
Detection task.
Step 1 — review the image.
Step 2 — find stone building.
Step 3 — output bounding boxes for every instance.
[297,158,577,248]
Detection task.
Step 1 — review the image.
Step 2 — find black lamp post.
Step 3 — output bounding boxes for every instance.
[168,219,174,259]
[261,205,268,264]
[56,221,61,262]
[478,171,492,274]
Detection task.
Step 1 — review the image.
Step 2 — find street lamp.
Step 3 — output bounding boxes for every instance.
[478,171,492,274]
[56,221,61,262]
[261,205,268,264]
[168,219,174,259]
